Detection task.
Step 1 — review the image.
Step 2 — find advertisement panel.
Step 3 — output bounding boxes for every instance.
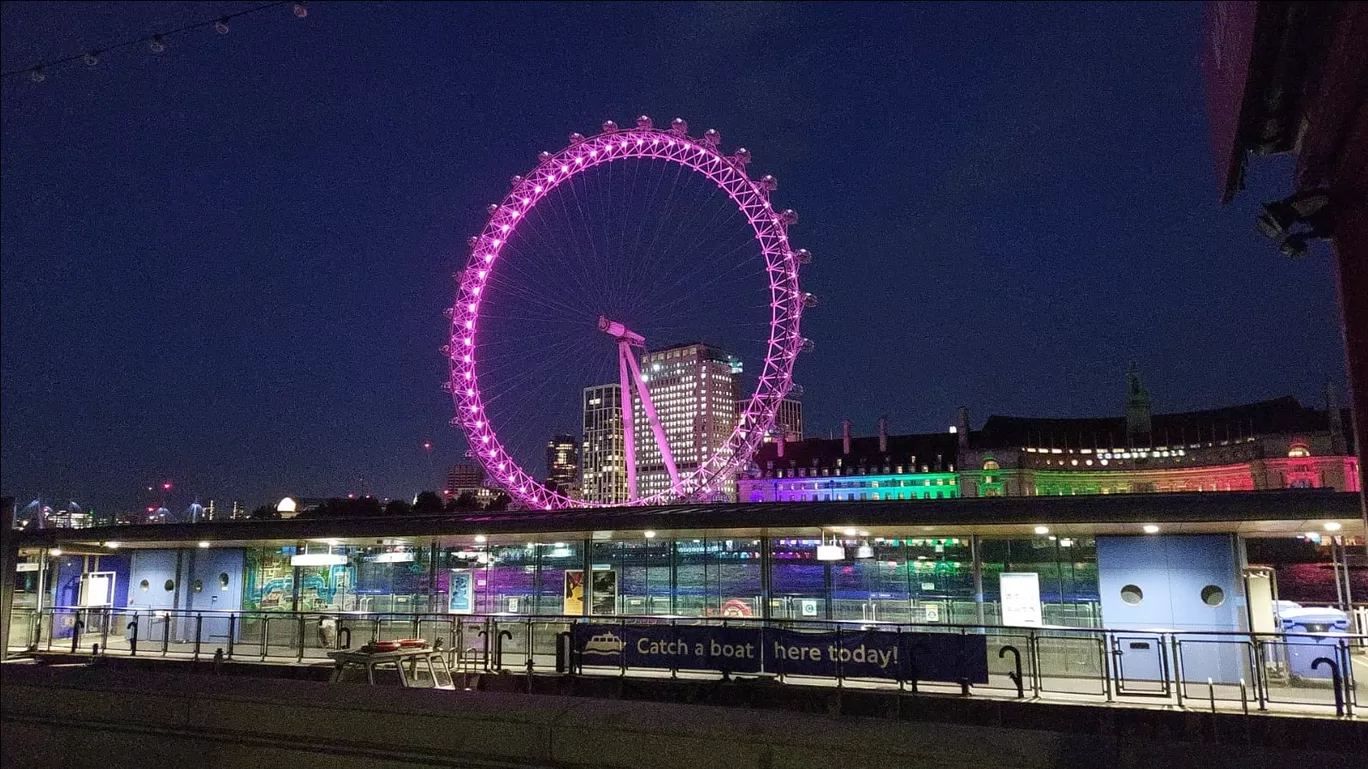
[570,623,988,683]
[563,570,584,615]
[447,569,474,614]
[590,569,617,616]
[1000,572,1044,627]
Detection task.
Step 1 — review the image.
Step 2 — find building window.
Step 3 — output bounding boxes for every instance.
[1120,585,1143,605]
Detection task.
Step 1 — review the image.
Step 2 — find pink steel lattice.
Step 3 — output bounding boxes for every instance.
[445,116,807,509]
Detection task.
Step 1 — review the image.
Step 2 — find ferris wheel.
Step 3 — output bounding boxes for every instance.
[446,116,812,509]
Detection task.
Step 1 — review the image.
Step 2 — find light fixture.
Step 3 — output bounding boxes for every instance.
[105,541,120,549]
[214,19,230,34]
[1323,521,1342,532]
[1034,526,1050,535]
[644,531,656,539]
[148,35,165,54]
[843,527,857,536]
[291,553,347,567]
[50,548,62,557]
[198,541,210,549]
[474,534,487,543]
[1142,525,1160,534]
[326,539,341,547]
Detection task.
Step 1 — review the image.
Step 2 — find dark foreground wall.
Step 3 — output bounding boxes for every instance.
[1,664,1363,769]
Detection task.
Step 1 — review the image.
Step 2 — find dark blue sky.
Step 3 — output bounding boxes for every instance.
[0,2,1346,513]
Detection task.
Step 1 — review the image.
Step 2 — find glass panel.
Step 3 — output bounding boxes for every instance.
[404,656,436,688]
[370,661,403,686]
[335,662,369,684]
[430,655,455,688]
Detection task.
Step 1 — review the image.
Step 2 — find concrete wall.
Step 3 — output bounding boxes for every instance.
[2,665,1361,769]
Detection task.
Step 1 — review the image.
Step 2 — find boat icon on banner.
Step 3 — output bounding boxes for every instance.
[583,632,625,655]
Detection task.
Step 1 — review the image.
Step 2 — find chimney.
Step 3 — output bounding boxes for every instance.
[878,417,888,453]
[956,407,970,450]
[842,419,852,455]
[1327,382,1346,455]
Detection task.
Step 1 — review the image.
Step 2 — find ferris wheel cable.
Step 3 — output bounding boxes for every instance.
[636,240,768,321]
[512,199,605,310]
[485,245,601,320]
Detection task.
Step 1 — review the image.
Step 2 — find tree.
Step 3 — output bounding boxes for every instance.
[487,492,511,512]
[413,491,444,515]
[248,504,278,520]
[383,498,412,516]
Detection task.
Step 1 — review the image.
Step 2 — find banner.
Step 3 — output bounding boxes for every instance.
[447,569,473,614]
[563,570,584,615]
[571,623,988,683]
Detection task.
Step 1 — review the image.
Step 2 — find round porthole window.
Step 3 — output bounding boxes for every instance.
[164,579,175,592]
[219,572,230,590]
[192,579,203,593]
[139,579,150,592]
[1120,584,1143,605]
[1201,585,1225,607]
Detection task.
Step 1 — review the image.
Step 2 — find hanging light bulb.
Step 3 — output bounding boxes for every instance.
[29,67,45,83]
[148,35,166,54]
[293,3,308,18]
[83,51,99,66]
[214,18,230,34]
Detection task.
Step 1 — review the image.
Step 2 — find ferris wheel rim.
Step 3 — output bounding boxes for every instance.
[447,117,805,509]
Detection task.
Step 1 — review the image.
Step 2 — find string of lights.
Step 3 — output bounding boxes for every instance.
[1,2,308,84]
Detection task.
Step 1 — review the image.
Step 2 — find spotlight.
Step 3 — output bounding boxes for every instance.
[215,19,230,34]
[83,52,99,66]
[149,36,166,54]
[293,3,308,18]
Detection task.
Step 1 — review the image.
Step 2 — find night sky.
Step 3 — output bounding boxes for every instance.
[0,2,1347,514]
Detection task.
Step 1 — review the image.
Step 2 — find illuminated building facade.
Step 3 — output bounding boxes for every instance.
[581,383,627,504]
[544,433,579,497]
[742,371,1359,503]
[958,369,1359,498]
[741,420,960,502]
[636,343,742,500]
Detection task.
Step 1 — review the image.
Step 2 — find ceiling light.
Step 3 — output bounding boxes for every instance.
[1142,525,1160,534]
[1323,521,1342,532]
[1033,526,1049,535]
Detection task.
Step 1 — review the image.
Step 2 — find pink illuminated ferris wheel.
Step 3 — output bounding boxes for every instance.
[446,116,812,509]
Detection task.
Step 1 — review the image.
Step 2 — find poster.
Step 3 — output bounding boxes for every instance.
[1000,572,1043,627]
[79,572,115,608]
[448,569,474,614]
[563,570,584,615]
[591,569,617,616]
[800,599,818,617]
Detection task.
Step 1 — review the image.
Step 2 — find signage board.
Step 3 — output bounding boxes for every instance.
[1000,572,1044,627]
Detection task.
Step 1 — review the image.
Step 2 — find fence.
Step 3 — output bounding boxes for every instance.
[6,606,1362,718]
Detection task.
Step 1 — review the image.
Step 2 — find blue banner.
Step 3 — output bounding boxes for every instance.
[572,623,988,683]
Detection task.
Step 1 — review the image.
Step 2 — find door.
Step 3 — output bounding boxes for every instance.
[1112,632,1170,696]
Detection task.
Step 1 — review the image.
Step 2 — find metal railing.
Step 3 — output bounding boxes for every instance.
[7,606,1362,719]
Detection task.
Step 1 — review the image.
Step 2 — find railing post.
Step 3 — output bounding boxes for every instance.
[1171,635,1184,709]
[261,617,270,661]
[100,608,111,653]
[160,613,170,657]
[193,614,204,661]
[227,614,236,660]
[296,613,306,662]
[70,616,84,654]
[127,615,139,656]
[1311,656,1345,717]
[998,644,1024,698]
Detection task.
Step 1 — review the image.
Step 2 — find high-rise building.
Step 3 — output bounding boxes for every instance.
[581,383,627,503]
[636,343,742,500]
[545,433,580,496]
[444,463,486,499]
[739,394,804,443]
